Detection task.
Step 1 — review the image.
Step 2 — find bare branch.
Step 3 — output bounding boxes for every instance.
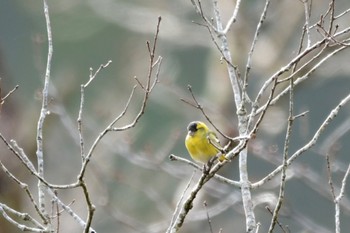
[319,117,350,155]
[334,8,350,19]
[166,170,196,232]
[0,204,48,232]
[167,137,248,232]
[256,43,348,115]
[268,74,295,233]
[180,85,230,139]
[166,169,212,232]
[302,0,312,48]
[252,92,350,189]
[84,60,112,88]
[203,201,214,233]
[327,0,336,35]
[36,0,53,217]
[223,0,242,34]
[1,85,19,104]
[46,189,96,233]
[211,0,242,107]
[254,38,327,108]
[169,154,241,187]
[243,0,270,94]
[326,154,336,200]
[0,159,46,224]
[336,163,350,202]
[78,17,162,181]
[82,182,95,233]
[328,155,350,233]
[248,74,279,138]
[266,206,288,233]
[77,60,113,161]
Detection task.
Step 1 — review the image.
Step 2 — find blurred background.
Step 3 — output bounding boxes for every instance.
[0,0,350,232]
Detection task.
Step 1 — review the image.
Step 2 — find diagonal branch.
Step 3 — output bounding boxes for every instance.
[252,92,350,189]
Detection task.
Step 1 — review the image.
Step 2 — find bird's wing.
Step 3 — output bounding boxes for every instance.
[207,131,222,150]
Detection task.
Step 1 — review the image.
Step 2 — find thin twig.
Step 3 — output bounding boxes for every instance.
[0,134,57,189]
[195,0,220,34]
[82,182,95,233]
[134,76,145,90]
[167,169,212,232]
[166,170,196,232]
[252,92,350,189]
[0,204,48,232]
[334,164,350,233]
[327,0,336,35]
[84,60,112,88]
[181,85,230,139]
[266,206,288,233]
[191,4,235,68]
[302,0,312,48]
[334,8,350,19]
[1,85,19,104]
[78,16,162,180]
[46,189,96,233]
[319,116,350,155]
[277,43,328,84]
[291,24,307,73]
[212,0,242,107]
[243,0,270,95]
[79,50,160,232]
[169,154,241,187]
[36,0,53,217]
[254,38,327,109]
[268,73,294,233]
[327,153,350,233]
[78,60,113,162]
[248,74,279,138]
[223,0,242,34]
[0,160,47,224]
[256,43,347,115]
[203,201,214,233]
[50,190,60,233]
[77,84,86,160]
[326,154,336,200]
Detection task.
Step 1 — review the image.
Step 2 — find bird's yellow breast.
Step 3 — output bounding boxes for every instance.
[185,133,219,163]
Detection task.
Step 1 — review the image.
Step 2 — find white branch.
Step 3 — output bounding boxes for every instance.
[36,0,53,219]
[253,92,350,189]
[334,164,350,233]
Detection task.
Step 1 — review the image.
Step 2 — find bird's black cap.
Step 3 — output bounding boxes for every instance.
[187,122,198,132]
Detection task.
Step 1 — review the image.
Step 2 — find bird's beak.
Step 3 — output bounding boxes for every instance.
[188,131,194,137]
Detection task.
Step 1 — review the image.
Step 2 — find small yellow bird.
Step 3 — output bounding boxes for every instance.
[185,121,225,163]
